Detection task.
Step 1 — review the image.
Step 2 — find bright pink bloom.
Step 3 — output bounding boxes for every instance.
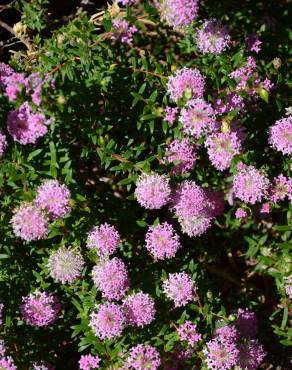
[196,19,231,54]
[162,272,196,307]
[164,138,196,175]
[86,223,121,257]
[112,18,137,45]
[79,354,100,370]
[269,116,292,155]
[124,344,161,370]
[158,0,199,28]
[177,321,202,346]
[122,292,155,327]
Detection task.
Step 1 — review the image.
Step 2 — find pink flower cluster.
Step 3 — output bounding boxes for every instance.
[92,257,130,300]
[284,276,292,299]
[86,223,121,256]
[7,102,52,145]
[179,98,216,138]
[31,363,55,370]
[177,321,202,346]
[79,354,100,370]
[196,19,231,54]
[21,291,61,327]
[158,0,199,28]
[122,292,156,328]
[162,272,196,307]
[145,222,181,260]
[135,173,171,209]
[270,175,292,203]
[35,180,71,219]
[164,106,178,123]
[112,18,137,45]
[163,138,196,175]
[167,67,205,103]
[0,356,17,370]
[48,246,84,284]
[246,33,262,53]
[10,180,70,241]
[269,115,292,155]
[124,344,161,370]
[232,164,270,204]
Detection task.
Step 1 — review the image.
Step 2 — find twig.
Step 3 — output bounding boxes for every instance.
[0,20,33,51]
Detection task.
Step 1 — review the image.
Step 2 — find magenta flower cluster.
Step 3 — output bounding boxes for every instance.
[79,354,100,370]
[269,115,292,155]
[0,131,7,158]
[86,223,121,257]
[21,291,61,327]
[162,272,196,307]
[196,19,231,54]
[158,0,199,29]
[163,138,196,175]
[177,321,202,346]
[122,292,156,328]
[124,344,161,370]
[47,246,84,284]
[145,222,181,260]
[92,257,130,301]
[112,18,138,45]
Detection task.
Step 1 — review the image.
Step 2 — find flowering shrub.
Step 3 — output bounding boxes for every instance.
[0,0,291,368]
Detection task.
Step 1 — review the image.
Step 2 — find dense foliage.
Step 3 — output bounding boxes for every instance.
[0,0,291,369]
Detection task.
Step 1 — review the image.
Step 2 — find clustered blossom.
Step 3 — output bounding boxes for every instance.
[21,291,60,327]
[0,339,6,356]
[162,272,196,307]
[237,309,257,338]
[177,321,202,346]
[89,302,125,340]
[171,181,221,237]
[269,115,292,155]
[124,344,161,370]
[158,0,199,29]
[204,336,239,370]
[167,68,205,103]
[205,132,242,171]
[122,292,156,327]
[238,340,266,370]
[0,63,45,105]
[7,102,52,145]
[214,92,245,115]
[164,106,178,123]
[112,18,137,45]
[229,56,257,90]
[35,180,71,219]
[0,131,7,157]
[232,164,270,204]
[246,33,262,54]
[179,98,216,138]
[235,208,247,219]
[163,139,196,175]
[284,276,292,299]
[86,223,121,257]
[135,173,171,209]
[196,19,231,54]
[79,354,100,370]
[47,246,84,284]
[10,203,49,241]
[145,222,181,260]
[0,356,17,370]
[92,258,129,300]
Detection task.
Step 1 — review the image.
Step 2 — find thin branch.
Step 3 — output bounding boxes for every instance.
[0,20,33,51]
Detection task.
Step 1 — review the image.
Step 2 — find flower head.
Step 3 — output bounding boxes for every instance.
[7,102,52,145]
[196,19,231,54]
[235,208,247,219]
[238,339,266,370]
[205,132,242,171]
[167,68,205,103]
[35,180,70,219]
[164,106,178,123]
[21,291,60,327]
[204,337,239,370]
[246,33,262,53]
[10,203,49,241]
[79,354,100,370]
[122,292,156,327]
[0,357,17,370]
[162,272,196,307]
[232,165,269,204]
[86,223,121,257]
[0,131,7,158]
[145,222,181,260]
[270,175,292,202]
[158,0,199,29]
[89,302,125,340]
[177,321,202,346]
[269,116,292,155]
[124,344,161,370]
[135,173,171,209]
[48,246,84,284]
[178,214,212,237]
[0,339,6,356]
[112,18,137,45]
[164,138,196,175]
[92,257,129,301]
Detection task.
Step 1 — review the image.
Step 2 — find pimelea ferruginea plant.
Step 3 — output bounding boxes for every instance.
[0,0,290,368]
